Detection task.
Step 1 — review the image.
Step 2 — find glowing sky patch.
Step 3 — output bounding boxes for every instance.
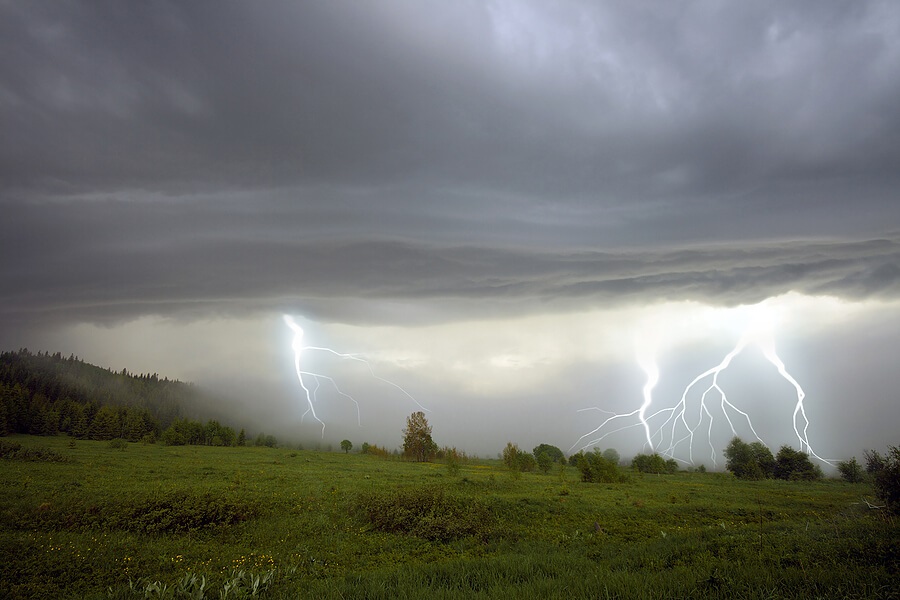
[571,293,867,465]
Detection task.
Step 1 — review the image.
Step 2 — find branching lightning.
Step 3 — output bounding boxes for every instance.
[284,315,427,436]
[571,301,831,467]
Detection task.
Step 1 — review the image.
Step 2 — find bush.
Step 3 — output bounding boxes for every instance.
[837,457,865,483]
[774,446,822,481]
[0,440,69,462]
[723,438,779,480]
[356,486,495,541]
[866,446,900,514]
[632,452,668,475]
[536,451,554,474]
[502,442,535,473]
[108,438,128,451]
[579,450,627,483]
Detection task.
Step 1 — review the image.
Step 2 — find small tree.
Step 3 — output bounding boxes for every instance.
[774,446,822,481]
[402,412,436,462]
[602,448,620,466]
[724,437,765,480]
[341,439,353,454]
[749,441,776,478]
[445,447,462,476]
[837,457,865,483]
[502,442,520,470]
[536,451,554,474]
[532,443,565,464]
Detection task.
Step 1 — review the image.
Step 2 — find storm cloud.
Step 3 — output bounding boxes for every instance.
[1,1,899,458]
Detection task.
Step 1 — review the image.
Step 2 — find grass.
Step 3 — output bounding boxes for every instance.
[0,434,896,599]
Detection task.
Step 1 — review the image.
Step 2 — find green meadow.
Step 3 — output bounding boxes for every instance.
[0,435,896,599]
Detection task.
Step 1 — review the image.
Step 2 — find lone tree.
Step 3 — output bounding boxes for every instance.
[340,439,352,454]
[402,411,437,462]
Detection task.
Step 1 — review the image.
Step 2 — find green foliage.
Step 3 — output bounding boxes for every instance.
[443,446,463,476]
[109,568,276,599]
[518,452,536,472]
[749,441,776,478]
[108,438,128,451]
[116,492,257,534]
[356,486,495,541]
[0,439,69,462]
[725,438,822,481]
[254,433,277,448]
[340,439,352,454]
[578,449,626,483]
[0,349,194,438]
[631,452,669,475]
[601,447,620,465]
[1,435,897,599]
[836,457,865,483]
[866,445,900,513]
[774,445,823,481]
[361,442,392,458]
[502,442,536,473]
[724,437,766,480]
[535,451,554,474]
[502,442,520,470]
[402,411,436,462]
[531,443,564,464]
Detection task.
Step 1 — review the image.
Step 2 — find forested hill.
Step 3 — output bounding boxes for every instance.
[0,349,201,440]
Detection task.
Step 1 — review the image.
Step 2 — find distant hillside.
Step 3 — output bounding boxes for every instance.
[0,349,204,440]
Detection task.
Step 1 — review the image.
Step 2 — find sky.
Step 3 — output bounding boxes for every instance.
[2,1,899,463]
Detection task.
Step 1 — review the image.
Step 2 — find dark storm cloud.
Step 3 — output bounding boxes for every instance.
[2,1,900,333]
[2,1,900,202]
[2,192,898,330]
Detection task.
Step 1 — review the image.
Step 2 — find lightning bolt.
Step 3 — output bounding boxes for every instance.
[284,315,427,436]
[572,302,831,467]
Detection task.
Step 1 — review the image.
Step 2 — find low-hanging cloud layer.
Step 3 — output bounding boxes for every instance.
[2,1,899,458]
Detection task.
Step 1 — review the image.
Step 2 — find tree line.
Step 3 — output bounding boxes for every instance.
[0,349,261,447]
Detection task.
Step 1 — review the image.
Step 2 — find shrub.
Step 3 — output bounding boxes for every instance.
[723,438,781,479]
[113,491,259,533]
[837,457,865,483]
[356,486,495,541]
[536,451,554,474]
[866,445,900,514]
[579,450,627,483]
[0,440,69,462]
[774,446,822,481]
[502,442,535,473]
[632,452,668,475]
[444,447,462,476]
[108,438,128,451]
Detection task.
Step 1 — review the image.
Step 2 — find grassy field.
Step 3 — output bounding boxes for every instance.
[0,435,896,599]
